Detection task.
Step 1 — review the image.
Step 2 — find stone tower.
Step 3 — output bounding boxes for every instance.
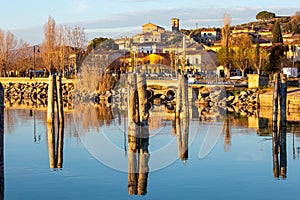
[172,18,180,32]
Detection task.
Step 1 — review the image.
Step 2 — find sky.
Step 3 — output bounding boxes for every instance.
[1,0,300,45]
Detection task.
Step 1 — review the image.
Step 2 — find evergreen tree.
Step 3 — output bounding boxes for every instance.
[272,21,283,44]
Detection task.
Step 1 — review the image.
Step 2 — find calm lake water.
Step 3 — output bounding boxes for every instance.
[2,105,300,200]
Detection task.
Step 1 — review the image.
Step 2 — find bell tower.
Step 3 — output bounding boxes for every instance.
[172,18,180,32]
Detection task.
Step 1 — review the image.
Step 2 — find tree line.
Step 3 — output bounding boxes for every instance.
[0,16,86,78]
[217,13,298,78]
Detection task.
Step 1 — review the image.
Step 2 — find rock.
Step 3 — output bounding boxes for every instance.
[227,95,235,103]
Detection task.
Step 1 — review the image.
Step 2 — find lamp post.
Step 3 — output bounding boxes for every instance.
[33,45,40,78]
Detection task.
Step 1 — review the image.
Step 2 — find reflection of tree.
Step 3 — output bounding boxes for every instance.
[95,105,113,126]
[74,104,113,130]
[47,122,64,170]
[222,117,231,152]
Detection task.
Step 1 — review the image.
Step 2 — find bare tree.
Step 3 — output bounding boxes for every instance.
[65,25,86,76]
[14,39,30,76]
[231,33,252,77]
[0,29,21,77]
[42,16,57,75]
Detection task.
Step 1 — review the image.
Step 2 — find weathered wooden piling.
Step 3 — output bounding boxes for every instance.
[272,73,279,123]
[47,75,55,124]
[137,73,149,125]
[271,73,287,178]
[127,72,149,196]
[0,83,4,200]
[279,73,287,125]
[56,76,64,124]
[175,73,182,118]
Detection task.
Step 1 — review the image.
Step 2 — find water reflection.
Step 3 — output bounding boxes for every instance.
[47,122,64,170]
[176,115,189,164]
[272,122,287,179]
[0,118,3,200]
[127,126,149,195]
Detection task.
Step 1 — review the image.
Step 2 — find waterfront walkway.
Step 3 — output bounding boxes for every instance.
[260,87,300,121]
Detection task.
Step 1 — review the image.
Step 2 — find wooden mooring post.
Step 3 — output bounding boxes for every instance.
[127,73,149,196]
[46,74,65,170]
[47,74,64,124]
[47,75,55,124]
[0,83,4,200]
[272,73,287,178]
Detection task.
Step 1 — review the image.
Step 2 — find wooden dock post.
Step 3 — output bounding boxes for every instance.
[272,73,279,124]
[279,73,287,125]
[127,72,149,196]
[137,73,149,125]
[47,75,56,124]
[279,73,287,178]
[56,75,64,124]
[0,83,4,200]
[271,73,287,178]
[175,73,183,118]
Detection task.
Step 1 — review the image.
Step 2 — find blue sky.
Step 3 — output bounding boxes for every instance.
[1,0,300,44]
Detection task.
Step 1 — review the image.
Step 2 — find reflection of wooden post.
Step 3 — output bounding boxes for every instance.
[47,122,55,169]
[56,76,64,124]
[279,124,287,178]
[272,123,279,178]
[47,75,55,124]
[176,116,189,163]
[0,83,4,200]
[57,123,64,169]
[128,135,137,195]
[137,150,149,195]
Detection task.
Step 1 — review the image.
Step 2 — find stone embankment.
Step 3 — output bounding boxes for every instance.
[2,81,75,108]
[197,87,260,116]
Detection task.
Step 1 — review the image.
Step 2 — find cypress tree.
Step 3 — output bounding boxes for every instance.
[273,21,283,44]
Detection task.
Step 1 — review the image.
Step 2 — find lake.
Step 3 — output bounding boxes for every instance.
[2,105,300,200]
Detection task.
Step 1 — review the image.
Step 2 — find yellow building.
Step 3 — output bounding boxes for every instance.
[142,22,165,34]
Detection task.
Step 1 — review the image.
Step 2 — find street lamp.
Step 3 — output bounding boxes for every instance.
[33,45,40,78]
